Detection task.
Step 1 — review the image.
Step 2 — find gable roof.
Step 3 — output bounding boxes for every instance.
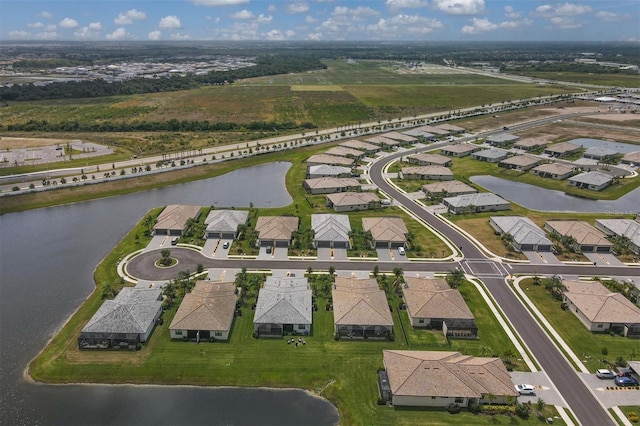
[326,191,379,207]
[255,216,299,241]
[365,136,400,146]
[311,214,351,243]
[362,216,408,243]
[569,171,613,186]
[545,142,580,154]
[422,180,477,194]
[435,123,465,133]
[324,146,364,158]
[304,177,360,190]
[490,216,552,247]
[339,140,379,152]
[204,210,249,233]
[254,277,312,325]
[416,125,449,135]
[82,287,162,335]
[307,164,351,176]
[595,219,640,247]
[563,280,640,324]
[401,166,453,177]
[499,155,540,167]
[382,131,417,142]
[545,220,612,247]
[472,148,509,159]
[487,133,519,143]
[584,146,618,158]
[444,193,509,208]
[384,350,518,399]
[514,137,548,148]
[441,144,477,154]
[403,277,474,321]
[406,153,451,165]
[332,278,393,327]
[154,205,201,231]
[170,281,237,332]
[533,162,574,175]
[306,154,354,166]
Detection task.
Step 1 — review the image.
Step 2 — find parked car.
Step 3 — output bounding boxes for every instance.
[222,241,229,249]
[614,376,638,387]
[171,237,179,246]
[515,384,535,395]
[596,369,616,379]
[397,247,405,256]
[266,246,272,254]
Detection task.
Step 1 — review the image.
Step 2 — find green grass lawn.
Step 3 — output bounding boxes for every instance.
[516,279,640,373]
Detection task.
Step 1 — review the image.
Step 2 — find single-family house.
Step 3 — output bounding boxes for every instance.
[382,131,417,145]
[78,287,163,349]
[583,146,618,162]
[311,214,351,248]
[569,171,613,191]
[440,144,478,157]
[562,280,640,337]
[513,138,548,151]
[403,129,436,140]
[486,133,519,147]
[253,277,312,337]
[332,277,393,338]
[471,148,509,163]
[422,181,477,199]
[306,154,354,167]
[153,205,202,236]
[405,153,452,167]
[326,192,381,212]
[402,277,477,338]
[255,216,299,248]
[544,220,613,253]
[169,281,237,341]
[362,216,409,248]
[339,140,380,154]
[324,146,365,159]
[381,350,518,407]
[621,151,640,166]
[531,162,575,180]
[204,209,249,239]
[544,142,581,158]
[416,125,450,136]
[307,164,352,179]
[489,216,553,252]
[303,177,361,195]
[595,219,640,254]
[498,155,542,171]
[435,123,466,134]
[400,166,454,181]
[365,136,400,149]
[443,193,510,214]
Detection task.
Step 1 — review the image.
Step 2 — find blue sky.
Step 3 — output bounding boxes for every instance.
[0,0,638,42]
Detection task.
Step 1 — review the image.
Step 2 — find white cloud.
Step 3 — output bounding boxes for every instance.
[158,15,182,29]
[59,18,80,29]
[534,3,592,17]
[171,32,191,40]
[114,9,146,25]
[549,16,582,29]
[9,30,30,39]
[433,0,484,15]
[305,15,317,24]
[231,9,255,19]
[368,14,443,37]
[264,29,285,40]
[45,24,57,31]
[191,0,249,6]
[35,31,58,40]
[88,22,102,31]
[386,0,428,9]
[39,11,54,19]
[28,22,45,28]
[268,4,277,12]
[332,6,380,18]
[148,30,162,40]
[595,11,629,22]
[287,2,309,14]
[504,6,521,19]
[106,27,128,40]
[74,22,102,39]
[306,32,322,40]
[461,17,497,34]
[256,14,273,23]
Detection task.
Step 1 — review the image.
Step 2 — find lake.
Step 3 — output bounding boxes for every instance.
[0,162,340,426]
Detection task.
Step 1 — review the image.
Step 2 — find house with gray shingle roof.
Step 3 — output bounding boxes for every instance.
[490,216,552,252]
[303,177,360,194]
[443,193,510,214]
[544,142,581,158]
[471,148,509,163]
[498,155,542,171]
[169,281,237,341]
[311,214,351,248]
[569,171,613,191]
[153,205,202,236]
[562,280,640,337]
[583,146,618,161]
[403,129,436,140]
[532,162,575,180]
[405,153,452,167]
[382,131,417,144]
[422,181,477,199]
[339,140,380,154]
[78,287,163,349]
[332,277,393,338]
[595,219,640,254]
[307,164,352,179]
[255,216,299,248]
[254,277,312,337]
[435,123,466,134]
[306,154,354,167]
[362,216,409,248]
[382,350,518,407]
[440,144,477,157]
[403,277,477,338]
[205,209,249,239]
[365,136,400,149]
[486,132,519,147]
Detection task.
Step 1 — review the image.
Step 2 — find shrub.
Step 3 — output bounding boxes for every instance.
[469,402,481,413]
[376,398,386,406]
[136,342,142,351]
[252,330,259,339]
[334,333,340,341]
[629,413,639,423]
[447,403,461,414]
[515,403,532,418]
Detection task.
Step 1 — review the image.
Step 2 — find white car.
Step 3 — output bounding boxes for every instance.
[515,384,535,395]
[596,369,616,379]
[397,247,405,256]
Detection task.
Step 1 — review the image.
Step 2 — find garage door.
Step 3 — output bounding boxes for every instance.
[316,241,331,248]
[275,240,289,248]
[597,246,611,253]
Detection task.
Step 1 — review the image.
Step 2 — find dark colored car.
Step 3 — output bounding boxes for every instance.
[614,376,638,387]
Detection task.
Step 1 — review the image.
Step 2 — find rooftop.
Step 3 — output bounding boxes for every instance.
[169,281,237,332]
[486,133,519,143]
[490,216,552,247]
[444,192,509,208]
[154,205,201,231]
[403,277,474,321]
[204,209,249,233]
[326,191,379,207]
[311,214,351,243]
[401,166,453,177]
[255,216,299,241]
[584,146,618,158]
[324,146,364,158]
[499,155,540,167]
[563,280,640,324]
[362,216,408,243]
[545,220,613,247]
[472,148,509,159]
[306,154,354,166]
[304,177,360,190]
[533,162,574,175]
[406,153,451,165]
[440,144,477,154]
[569,171,613,186]
[339,140,379,152]
[254,277,312,325]
[307,164,352,176]
[422,180,477,194]
[332,277,393,327]
[545,142,581,154]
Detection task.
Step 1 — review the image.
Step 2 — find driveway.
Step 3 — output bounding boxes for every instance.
[145,235,171,251]
[257,245,289,260]
[523,251,563,265]
[584,253,625,267]
[202,238,233,259]
[510,371,567,407]
[376,247,394,262]
[317,247,349,261]
[578,372,640,408]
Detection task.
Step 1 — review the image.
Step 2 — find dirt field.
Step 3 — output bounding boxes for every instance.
[517,118,640,144]
[0,136,73,149]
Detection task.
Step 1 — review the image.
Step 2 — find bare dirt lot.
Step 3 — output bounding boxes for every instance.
[0,137,71,149]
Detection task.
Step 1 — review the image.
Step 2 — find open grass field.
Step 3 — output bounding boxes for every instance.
[511,71,640,88]
[516,279,640,373]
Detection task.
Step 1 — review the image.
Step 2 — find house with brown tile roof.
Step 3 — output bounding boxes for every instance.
[365,136,400,149]
[332,277,393,338]
[416,125,450,136]
[422,181,477,199]
[382,131,417,144]
[153,205,202,236]
[402,277,477,338]
[306,154,354,167]
[531,162,575,180]
[400,166,454,181]
[405,153,452,167]
[339,139,380,154]
[435,123,466,134]
[562,280,640,337]
[362,216,408,248]
[382,350,518,407]
[255,216,299,247]
[513,138,548,151]
[621,151,640,166]
[440,144,478,157]
[302,177,361,194]
[324,146,366,159]
[325,192,380,212]
[498,155,542,171]
[169,281,237,341]
[544,220,613,253]
[544,142,581,158]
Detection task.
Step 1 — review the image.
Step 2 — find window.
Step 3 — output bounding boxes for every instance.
[215,332,223,336]
[298,324,306,330]
[418,319,424,324]
[455,398,464,404]
[597,324,603,329]
[175,331,182,336]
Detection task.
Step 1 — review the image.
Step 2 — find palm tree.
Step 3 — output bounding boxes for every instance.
[535,398,546,417]
[446,268,465,289]
[328,266,336,279]
[392,267,404,294]
[372,265,379,278]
